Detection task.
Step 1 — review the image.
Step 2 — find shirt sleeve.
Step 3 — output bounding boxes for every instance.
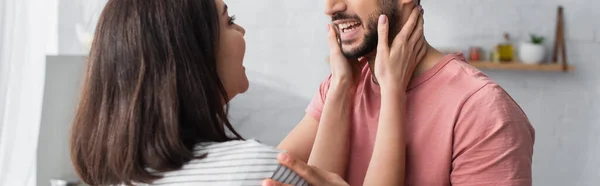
[305,75,332,121]
[271,163,309,186]
[451,84,536,186]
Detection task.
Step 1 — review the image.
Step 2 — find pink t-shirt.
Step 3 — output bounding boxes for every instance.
[306,54,535,186]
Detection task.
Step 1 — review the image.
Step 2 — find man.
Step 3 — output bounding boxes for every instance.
[278,0,535,186]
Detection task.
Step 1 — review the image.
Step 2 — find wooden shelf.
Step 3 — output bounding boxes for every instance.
[468,61,574,72]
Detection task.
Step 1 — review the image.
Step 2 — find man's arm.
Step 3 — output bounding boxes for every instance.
[278,76,352,177]
[277,74,330,163]
[452,84,535,186]
[306,79,352,176]
[277,114,319,163]
[279,22,358,176]
[277,72,330,163]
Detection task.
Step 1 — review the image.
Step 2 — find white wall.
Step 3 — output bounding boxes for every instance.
[58,0,105,55]
[37,56,86,186]
[224,0,600,185]
[55,0,600,185]
[225,0,330,145]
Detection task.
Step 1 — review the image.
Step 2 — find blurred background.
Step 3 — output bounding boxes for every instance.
[0,0,598,185]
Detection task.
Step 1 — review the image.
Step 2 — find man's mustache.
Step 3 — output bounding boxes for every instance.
[331,13,361,22]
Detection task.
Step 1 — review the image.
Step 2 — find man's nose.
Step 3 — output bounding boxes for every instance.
[324,0,346,16]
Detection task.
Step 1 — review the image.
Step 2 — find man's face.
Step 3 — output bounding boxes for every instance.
[326,0,398,59]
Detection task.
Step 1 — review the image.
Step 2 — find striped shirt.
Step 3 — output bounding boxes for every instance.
[140,140,307,186]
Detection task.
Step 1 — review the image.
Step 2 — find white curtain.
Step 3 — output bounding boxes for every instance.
[0,0,57,184]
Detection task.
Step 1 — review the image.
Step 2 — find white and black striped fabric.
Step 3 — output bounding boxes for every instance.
[138,140,307,186]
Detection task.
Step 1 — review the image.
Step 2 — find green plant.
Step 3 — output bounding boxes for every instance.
[530,34,545,45]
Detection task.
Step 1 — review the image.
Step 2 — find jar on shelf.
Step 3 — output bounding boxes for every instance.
[469,47,482,61]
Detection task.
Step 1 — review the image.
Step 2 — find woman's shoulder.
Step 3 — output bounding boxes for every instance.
[149,140,283,185]
[194,139,280,155]
[191,139,282,165]
[147,140,307,186]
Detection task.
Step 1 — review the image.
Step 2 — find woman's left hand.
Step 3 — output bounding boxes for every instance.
[374,5,426,93]
[262,153,349,186]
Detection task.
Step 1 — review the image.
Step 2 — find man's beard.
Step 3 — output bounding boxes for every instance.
[340,0,398,59]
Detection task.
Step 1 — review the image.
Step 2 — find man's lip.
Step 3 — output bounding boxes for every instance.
[332,19,362,26]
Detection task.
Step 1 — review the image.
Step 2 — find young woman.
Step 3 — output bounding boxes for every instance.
[70,0,307,185]
[69,0,424,185]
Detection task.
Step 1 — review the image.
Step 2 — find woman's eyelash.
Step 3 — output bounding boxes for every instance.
[228,15,236,25]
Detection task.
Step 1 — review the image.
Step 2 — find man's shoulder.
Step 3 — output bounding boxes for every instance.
[440,57,497,91]
[454,73,531,129]
[432,56,527,117]
[441,58,517,108]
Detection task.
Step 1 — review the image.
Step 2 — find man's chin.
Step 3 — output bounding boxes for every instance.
[340,35,378,59]
[341,46,375,59]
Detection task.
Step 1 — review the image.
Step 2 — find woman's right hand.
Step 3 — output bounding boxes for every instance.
[262,153,350,186]
[327,24,359,90]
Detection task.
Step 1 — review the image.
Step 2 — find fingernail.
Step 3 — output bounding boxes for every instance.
[278,153,289,163]
[262,180,273,186]
[379,15,387,24]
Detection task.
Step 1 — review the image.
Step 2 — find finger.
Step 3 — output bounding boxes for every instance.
[416,35,427,63]
[420,37,427,59]
[277,153,322,184]
[412,34,424,55]
[327,24,342,55]
[376,15,390,57]
[413,35,424,54]
[409,9,424,47]
[392,6,421,47]
[411,14,425,53]
[262,179,291,186]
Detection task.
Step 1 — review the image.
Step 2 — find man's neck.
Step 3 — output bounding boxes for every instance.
[415,44,446,75]
[365,43,445,78]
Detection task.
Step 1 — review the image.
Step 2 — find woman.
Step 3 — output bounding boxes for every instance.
[70,0,424,185]
[70,0,306,185]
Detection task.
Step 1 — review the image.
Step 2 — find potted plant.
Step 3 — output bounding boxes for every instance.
[519,34,546,64]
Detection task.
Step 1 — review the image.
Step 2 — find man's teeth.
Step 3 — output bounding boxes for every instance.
[342,27,356,33]
[339,22,359,29]
[338,21,360,33]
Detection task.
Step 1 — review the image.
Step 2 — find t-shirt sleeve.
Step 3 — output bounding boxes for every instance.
[305,75,332,121]
[271,163,309,186]
[451,84,536,186]
[246,141,309,186]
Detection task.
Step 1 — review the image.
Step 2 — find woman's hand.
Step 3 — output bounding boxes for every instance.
[327,24,360,90]
[262,153,349,186]
[303,24,357,177]
[374,6,425,93]
[360,5,424,186]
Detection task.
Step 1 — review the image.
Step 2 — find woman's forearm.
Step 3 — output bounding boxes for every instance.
[307,80,352,177]
[363,88,407,186]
